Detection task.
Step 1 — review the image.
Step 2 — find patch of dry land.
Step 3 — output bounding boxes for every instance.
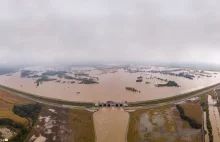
[0,87,96,142]
[127,100,203,142]
[0,89,38,141]
[26,106,95,142]
[0,89,31,125]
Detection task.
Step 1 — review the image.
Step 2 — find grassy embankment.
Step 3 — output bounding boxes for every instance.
[129,83,220,107]
[0,84,94,107]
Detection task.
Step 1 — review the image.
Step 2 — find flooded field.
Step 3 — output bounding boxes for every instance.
[127,102,203,142]
[0,65,219,102]
[26,106,95,142]
[93,108,129,142]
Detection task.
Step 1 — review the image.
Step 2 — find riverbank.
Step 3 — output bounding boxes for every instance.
[1,83,220,109]
[129,82,220,107]
[0,84,94,107]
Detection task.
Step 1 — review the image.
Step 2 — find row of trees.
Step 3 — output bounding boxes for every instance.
[176,104,202,129]
[205,104,213,142]
[125,87,141,93]
[200,95,213,142]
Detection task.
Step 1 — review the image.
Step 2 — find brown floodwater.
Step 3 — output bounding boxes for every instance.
[93,108,129,142]
[203,112,209,142]
[0,66,220,102]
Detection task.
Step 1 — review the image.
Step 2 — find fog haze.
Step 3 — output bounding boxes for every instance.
[0,0,220,66]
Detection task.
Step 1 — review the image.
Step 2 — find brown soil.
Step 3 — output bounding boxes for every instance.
[180,100,203,125]
[0,99,12,108]
[127,104,202,142]
[26,106,95,142]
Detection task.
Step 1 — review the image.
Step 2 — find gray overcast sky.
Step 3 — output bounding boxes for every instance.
[0,0,220,66]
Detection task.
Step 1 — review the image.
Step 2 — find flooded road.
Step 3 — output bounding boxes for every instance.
[0,66,220,102]
[207,95,220,142]
[203,112,209,142]
[93,108,129,142]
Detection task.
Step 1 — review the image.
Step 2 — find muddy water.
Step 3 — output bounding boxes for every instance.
[204,112,209,142]
[0,67,220,102]
[140,113,154,138]
[93,108,129,142]
[207,95,220,142]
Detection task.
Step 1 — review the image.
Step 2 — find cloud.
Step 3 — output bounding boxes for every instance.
[0,0,220,66]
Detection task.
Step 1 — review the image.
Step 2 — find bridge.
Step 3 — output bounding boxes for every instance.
[95,101,128,107]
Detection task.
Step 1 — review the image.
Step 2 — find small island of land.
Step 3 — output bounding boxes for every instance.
[155,81,180,87]
[79,78,99,84]
[35,75,57,86]
[145,81,150,84]
[136,76,143,82]
[20,70,99,86]
[125,87,141,93]
[148,70,195,80]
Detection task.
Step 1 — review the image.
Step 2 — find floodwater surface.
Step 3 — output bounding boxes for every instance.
[93,108,129,142]
[0,66,219,102]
